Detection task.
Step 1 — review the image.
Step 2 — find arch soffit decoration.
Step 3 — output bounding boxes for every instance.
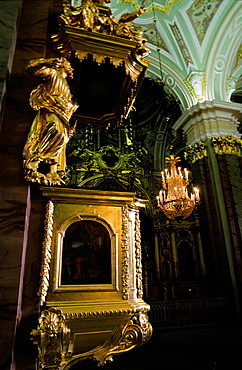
[205,2,242,102]
[102,0,242,111]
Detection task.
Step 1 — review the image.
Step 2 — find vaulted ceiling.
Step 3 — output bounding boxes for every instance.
[88,0,242,111]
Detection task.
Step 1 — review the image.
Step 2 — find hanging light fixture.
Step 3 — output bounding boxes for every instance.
[150,1,199,221]
[156,154,200,221]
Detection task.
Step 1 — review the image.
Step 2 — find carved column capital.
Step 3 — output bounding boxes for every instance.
[173,99,242,146]
[211,134,242,156]
[184,141,207,163]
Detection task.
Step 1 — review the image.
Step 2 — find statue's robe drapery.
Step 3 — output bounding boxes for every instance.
[23,59,78,173]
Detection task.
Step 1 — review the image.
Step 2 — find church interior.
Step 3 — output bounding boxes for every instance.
[0,0,242,369]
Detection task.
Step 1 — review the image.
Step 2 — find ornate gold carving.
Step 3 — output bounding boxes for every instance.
[64,306,149,320]
[114,7,146,45]
[51,1,149,130]
[59,312,152,368]
[31,308,152,369]
[135,211,143,298]
[38,201,54,305]
[95,312,152,362]
[38,308,65,335]
[211,134,242,156]
[52,26,138,61]
[32,188,152,368]
[121,205,130,300]
[75,49,123,66]
[74,50,88,62]
[59,0,100,31]
[31,307,70,369]
[185,136,242,159]
[51,26,149,128]
[184,141,207,163]
[58,0,150,56]
[23,58,78,186]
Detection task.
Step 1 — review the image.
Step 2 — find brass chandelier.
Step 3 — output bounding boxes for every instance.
[157,154,199,221]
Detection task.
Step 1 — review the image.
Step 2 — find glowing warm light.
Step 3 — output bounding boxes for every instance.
[157,154,200,221]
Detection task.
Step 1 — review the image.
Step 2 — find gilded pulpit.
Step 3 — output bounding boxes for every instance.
[31,188,151,368]
[24,0,152,368]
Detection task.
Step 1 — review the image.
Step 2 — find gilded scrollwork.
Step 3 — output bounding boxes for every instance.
[121,205,130,300]
[38,201,54,305]
[23,57,78,186]
[135,211,143,298]
[211,134,242,156]
[104,312,152,357]
[31,308,152,369]
[184,141,207,163]
[60,311,152,368]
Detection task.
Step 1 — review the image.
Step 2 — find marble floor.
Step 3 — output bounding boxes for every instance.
[72,324,242,370]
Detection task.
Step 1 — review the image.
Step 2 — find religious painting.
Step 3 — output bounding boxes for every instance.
[61,220,111,285]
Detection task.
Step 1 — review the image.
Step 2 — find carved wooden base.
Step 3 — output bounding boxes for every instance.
[31,307,152,369]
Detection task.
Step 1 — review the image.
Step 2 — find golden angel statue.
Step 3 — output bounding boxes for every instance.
[23,57,78,185]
